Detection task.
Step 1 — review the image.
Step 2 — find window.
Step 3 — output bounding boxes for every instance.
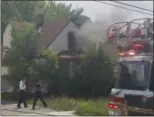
[115,61,150,90]
[149,62,154,91]
[68,31,76,50]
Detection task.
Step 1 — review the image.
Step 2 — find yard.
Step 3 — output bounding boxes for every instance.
[28,97,109,116]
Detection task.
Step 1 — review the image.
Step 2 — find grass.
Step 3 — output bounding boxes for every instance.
[75,98,109,116]
[28,97,109,116]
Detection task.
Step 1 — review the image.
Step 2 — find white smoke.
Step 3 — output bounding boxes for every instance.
[75,1,151,59]
[76,4,132,45]
[76,1,150,43]
[75,2,139,58]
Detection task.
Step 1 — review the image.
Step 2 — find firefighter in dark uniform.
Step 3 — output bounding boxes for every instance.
[32,80,47,110]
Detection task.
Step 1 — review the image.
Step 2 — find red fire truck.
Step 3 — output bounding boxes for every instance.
[107,18,153,116]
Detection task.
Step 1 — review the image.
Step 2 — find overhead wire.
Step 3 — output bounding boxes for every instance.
[94,0,153,16]
[111,0,153,13]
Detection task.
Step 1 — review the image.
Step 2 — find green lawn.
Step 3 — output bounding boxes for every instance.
[28,97,109,116]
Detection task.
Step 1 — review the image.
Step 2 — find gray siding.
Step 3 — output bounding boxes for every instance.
[1,77,13,92]
[48,21,77,52]
[2,24,12,76]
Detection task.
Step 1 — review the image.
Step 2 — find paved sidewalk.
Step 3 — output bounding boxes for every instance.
[1,103,75,116]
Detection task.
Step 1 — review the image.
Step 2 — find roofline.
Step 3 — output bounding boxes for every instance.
[44,19,70,50]
[44,13,82,51]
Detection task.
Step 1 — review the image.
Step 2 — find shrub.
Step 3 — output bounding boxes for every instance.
[75,98,109,116]
[69,47,115,98]
[1,92,34,101]
[1,92,19,101]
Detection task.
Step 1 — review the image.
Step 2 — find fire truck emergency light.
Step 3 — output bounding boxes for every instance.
[108,103,119,109]
[127,50,136,56]
[132,43,144,50]
[119,50,136,57]
[119,52,125,56]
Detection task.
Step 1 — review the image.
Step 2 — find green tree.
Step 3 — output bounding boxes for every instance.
[72,15,91,28]
[45,45,115,97]
[3,22,39,90]
[29,49,58,81]
[1,1,46,44]
[2,1,16,43]
[27,49,59,92]
[1,1,90,43]
[70,46,115,98]
[3,21,59,91]
[2,0,91,93]
[44,1,91,27]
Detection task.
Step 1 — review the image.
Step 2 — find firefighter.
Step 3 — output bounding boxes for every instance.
[32,80,47,110]
[143,18,151,38]
[147,22,153,38]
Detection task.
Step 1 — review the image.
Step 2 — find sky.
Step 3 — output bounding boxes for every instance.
[55,1,153,22]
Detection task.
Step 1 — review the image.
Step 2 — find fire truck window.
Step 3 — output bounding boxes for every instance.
[115,61,150,90]
[114,65,120,79]
[149,62,154,91]
[132,64,144,82]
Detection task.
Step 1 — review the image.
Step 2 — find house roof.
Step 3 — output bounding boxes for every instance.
[39,17,70,52]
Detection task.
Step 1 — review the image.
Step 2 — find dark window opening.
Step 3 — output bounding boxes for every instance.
[68,31,76,50]
[36,14,44,30]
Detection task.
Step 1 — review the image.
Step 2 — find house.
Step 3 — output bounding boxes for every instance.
[1,23,13,92]
[36,14,91,56]
[1,14,92,92]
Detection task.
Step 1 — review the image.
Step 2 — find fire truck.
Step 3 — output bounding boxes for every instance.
[107,18,153,116]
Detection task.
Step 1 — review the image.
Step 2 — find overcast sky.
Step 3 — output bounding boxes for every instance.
[56,1,153,21]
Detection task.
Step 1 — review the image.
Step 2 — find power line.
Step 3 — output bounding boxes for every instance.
[96,1,153,16]
[111,1,153,13]
[94,0,153,16]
